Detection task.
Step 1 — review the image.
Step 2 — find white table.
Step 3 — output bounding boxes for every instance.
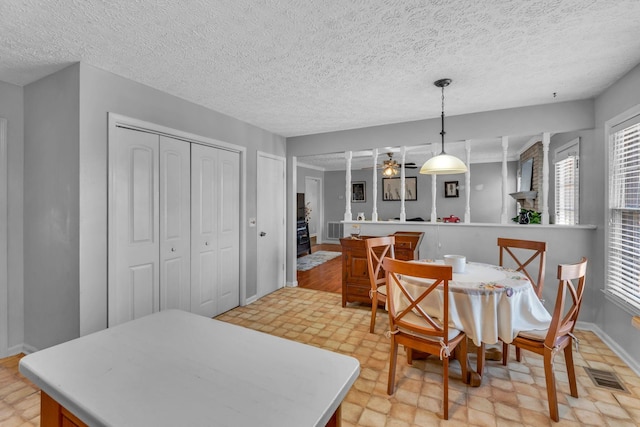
[399,260,551,346]
[19,309,360,427]
[398,260,551,385]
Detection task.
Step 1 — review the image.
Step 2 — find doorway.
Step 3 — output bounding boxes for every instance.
[304,176,323,245]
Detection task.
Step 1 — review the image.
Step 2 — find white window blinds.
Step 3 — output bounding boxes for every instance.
[554,139,579,225]
[608,117,640,312]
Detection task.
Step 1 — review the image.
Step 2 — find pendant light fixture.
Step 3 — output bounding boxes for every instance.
[420,78,468,175]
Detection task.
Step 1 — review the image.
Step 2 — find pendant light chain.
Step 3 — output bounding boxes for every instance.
[440,84,446,153]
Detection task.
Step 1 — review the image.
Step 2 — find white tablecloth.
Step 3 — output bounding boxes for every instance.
[397,261,552,346]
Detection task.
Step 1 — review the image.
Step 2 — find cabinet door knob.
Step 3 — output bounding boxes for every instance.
[171,247,176,252]
[260,231,267,237]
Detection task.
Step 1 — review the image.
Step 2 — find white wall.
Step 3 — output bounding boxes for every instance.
[24,65,80,351]
[78,63,286,337]
[15,62,287,351]
[592,62,640,367]
[0,80,24,354]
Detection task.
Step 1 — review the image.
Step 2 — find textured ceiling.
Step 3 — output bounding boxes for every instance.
[2,0,640,139]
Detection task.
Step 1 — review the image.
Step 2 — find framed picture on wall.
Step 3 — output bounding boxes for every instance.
[445,181,459,198]
[351,181,366,202]
[382,177,417,201]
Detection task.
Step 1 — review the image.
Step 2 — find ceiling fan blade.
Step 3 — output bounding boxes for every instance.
[405,165,418,169]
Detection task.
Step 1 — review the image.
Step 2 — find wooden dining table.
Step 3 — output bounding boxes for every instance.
[398,260,552,385]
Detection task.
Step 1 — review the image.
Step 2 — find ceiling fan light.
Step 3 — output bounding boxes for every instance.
[382,165,398,176]
[420,153,468,175]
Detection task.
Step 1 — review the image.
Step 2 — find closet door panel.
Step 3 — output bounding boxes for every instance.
[109,127,159,327]
[217,150,240,313]
[159,136,191,312]
[191,144,219,317]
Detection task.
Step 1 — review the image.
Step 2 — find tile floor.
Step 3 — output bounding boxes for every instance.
[2,286,640,426]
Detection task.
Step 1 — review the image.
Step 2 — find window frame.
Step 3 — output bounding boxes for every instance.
[605,105,640,315]
[553,138,580,225]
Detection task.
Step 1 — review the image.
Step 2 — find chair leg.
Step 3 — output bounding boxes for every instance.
[476,343,485,376]
[443,355,449,420]
[387,338,398,395]
[457,338,469,384]
[369,296,377,333]
[406,347,413,364]
[543,349,559,422]
[502,341,509,365]
[516,346,522,362]
[564,345,578,398]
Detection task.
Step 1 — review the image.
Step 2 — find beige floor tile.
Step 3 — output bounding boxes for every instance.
[1,287,639,426]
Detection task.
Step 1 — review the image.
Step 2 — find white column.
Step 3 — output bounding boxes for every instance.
[400,146,407,222]
[500,136,509,224]
[344,151,352,221]
[430,144,438,222]
[371,149,379,222]
[464,140,471,223]
[542,132,550,225]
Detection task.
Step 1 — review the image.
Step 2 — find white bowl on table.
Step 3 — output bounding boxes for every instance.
[444,254,466,273]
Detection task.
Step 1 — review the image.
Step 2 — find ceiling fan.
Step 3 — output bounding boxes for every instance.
[364,152,417,176]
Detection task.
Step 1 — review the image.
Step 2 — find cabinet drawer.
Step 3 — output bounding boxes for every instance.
[395,241,413,249]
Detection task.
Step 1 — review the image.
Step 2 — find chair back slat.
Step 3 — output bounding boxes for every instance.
[545,257,588,349]
[498,237,547,298]
[383,258,454,342]
[365,236,395,291]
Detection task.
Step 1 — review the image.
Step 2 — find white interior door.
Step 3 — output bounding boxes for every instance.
[191,144,219,317]
[159,136,191,311]
[304,176,322,243]
[256,152,286,298]
[109,127,160,326]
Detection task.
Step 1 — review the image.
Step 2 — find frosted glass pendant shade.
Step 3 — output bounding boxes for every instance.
[420,153,468,175]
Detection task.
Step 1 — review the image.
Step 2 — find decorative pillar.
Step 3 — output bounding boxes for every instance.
[500,136,509,224]
[464,140,471,223]
[542,132,550,225]
[430,144,438,223]
[400,146,407,221]
[344,151,352,221]
[371,149,379,222]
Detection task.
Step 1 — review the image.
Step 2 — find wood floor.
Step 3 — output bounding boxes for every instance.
[296,243,342,293]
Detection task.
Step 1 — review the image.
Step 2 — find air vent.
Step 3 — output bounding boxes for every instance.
[327,222,343,239]
[584,367,627,392]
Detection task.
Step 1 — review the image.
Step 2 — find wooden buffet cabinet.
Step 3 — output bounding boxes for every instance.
[339,232,423,307]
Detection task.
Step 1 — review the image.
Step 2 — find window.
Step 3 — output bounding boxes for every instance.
[554,139,579,225]
[607,114,640,313]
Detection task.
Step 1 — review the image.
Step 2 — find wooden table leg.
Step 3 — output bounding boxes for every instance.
[41,391,88,427]
[326,404,342,427]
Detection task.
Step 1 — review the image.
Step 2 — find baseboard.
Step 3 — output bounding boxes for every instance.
[576,321,640,376]
[6,342,38,356]
[245,295,258,305]
[286,281,298,287]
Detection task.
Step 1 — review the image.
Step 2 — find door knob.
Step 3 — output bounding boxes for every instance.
[260,231,267,237]
[171,248,176,252]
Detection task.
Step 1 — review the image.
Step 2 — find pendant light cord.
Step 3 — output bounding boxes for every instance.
[440,85,446,154]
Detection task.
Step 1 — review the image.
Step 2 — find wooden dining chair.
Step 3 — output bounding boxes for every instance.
[365,236,395,333]
[508,257,587,422]
[383,257,468,420]
[498,237,547,364]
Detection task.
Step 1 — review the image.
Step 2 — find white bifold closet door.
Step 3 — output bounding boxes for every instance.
[190,143,240,317]
[109,127,239,327]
